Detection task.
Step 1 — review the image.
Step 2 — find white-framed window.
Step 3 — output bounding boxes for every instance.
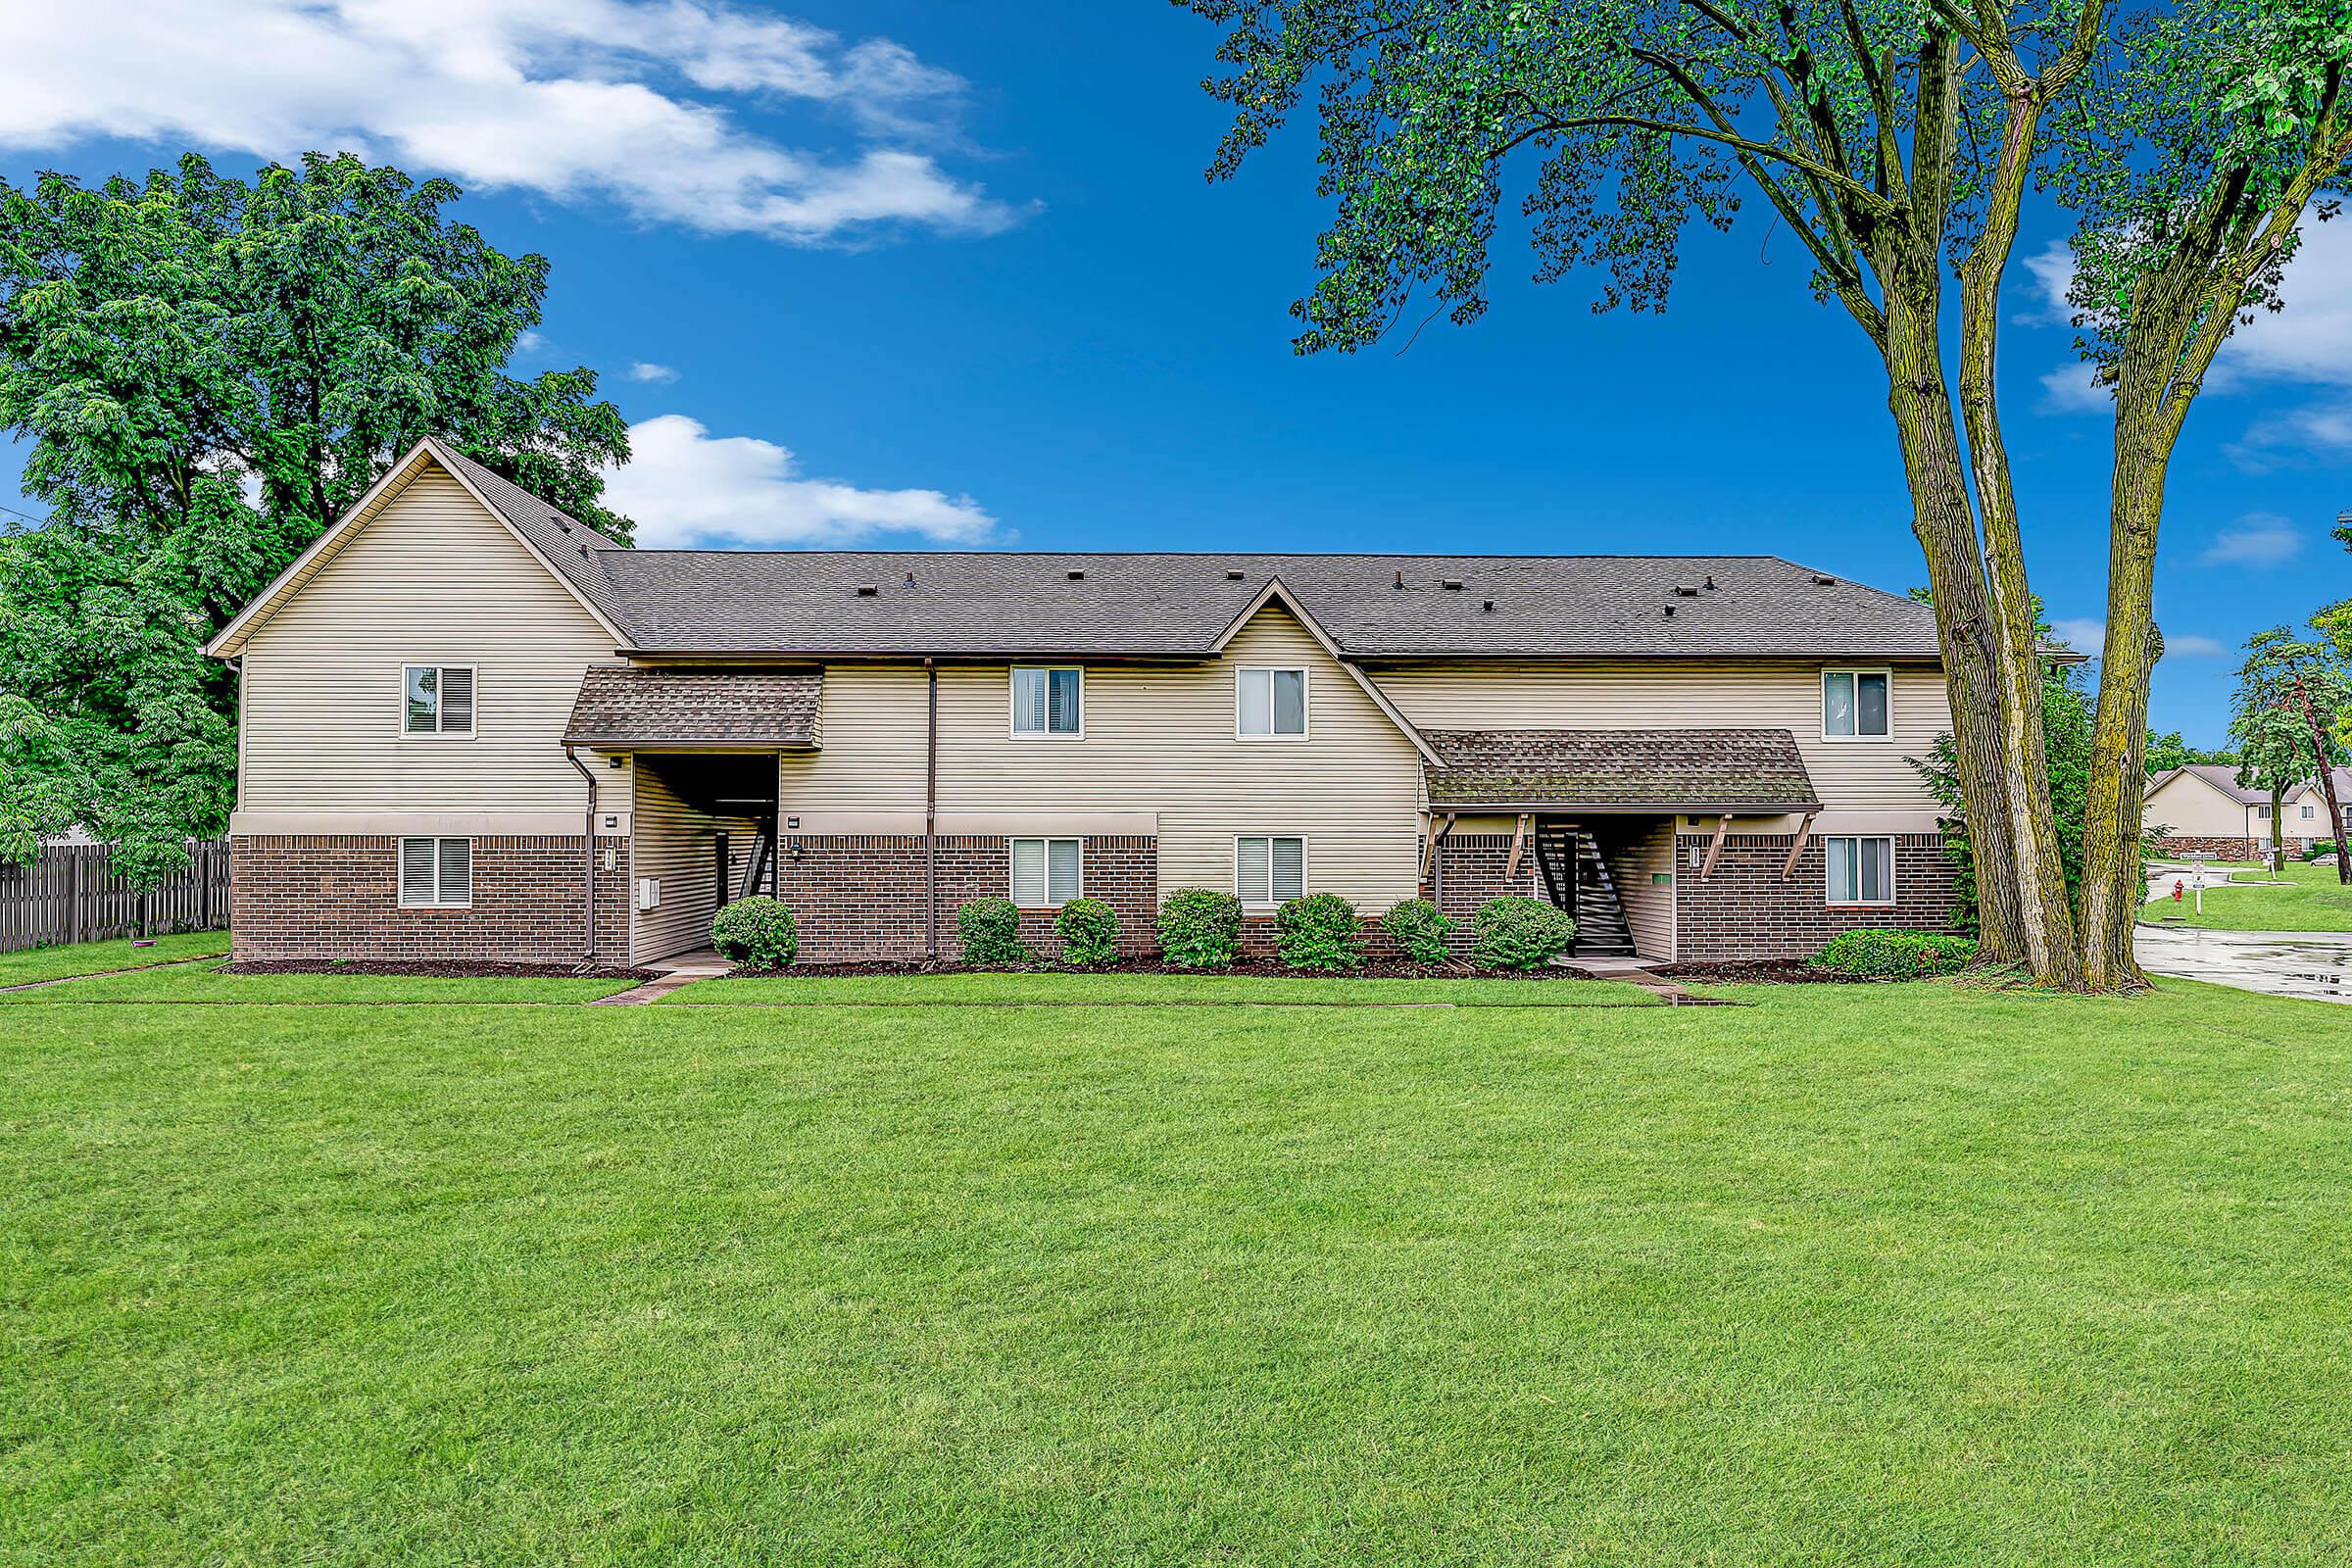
[1822,668,1890,740]
[402,664,475,736]
[399,837,472,907]
[1824,836,1894,906]
[1235,835,1306,906]
[2256,805,2273,821]
[1237,666,1308,738]
[1010,666,1083,738]
[1009,837,1082,907]
[2300,803,2317,820]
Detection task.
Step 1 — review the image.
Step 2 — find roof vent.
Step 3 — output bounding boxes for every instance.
[1674,583,1700,597]
[1482,599,1495,612]
[1394,569,1404,589]
[1226,568,1245,580]
[1442,578,1464,590]
[578,544,591,559]
[904,571,916,588]
[1066,568,1085,580]
[1812,573,1838,586]
[856,583,879,597]
[1703,574,1716,590]
[1664,604,1677,617]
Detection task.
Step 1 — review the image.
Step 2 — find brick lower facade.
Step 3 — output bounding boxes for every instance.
[2149,834,2314,860]
[1672,832,1961,961]
[773,834,1159,961]
[230,835,629,963]
[1429,833,1538,953]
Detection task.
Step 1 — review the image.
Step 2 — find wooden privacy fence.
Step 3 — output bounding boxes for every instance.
[0,840,231,955]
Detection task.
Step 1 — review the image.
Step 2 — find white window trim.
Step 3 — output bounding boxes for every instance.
[398,662,477,740]
[1007,666,1085,740]
[398,837,473,908]
[1007,837,1083,909]
[1820,667,1893,743]
[1235,665,1310,741]
[1823,835,1897,907]
[1233,834,1308,909]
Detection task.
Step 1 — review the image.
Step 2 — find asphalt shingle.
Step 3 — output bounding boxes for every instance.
[564,666,822,747]
[1422,728,1822,810]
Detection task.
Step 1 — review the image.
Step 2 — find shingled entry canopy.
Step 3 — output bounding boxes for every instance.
[1421,728,1821,813]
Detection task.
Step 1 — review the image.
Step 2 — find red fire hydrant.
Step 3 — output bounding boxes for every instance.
[2174,880,2185,902]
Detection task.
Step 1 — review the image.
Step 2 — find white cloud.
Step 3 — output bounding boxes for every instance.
[0,1,1019,245]
[2198,513,2303,567]
[2049,617,2228,661]
[2037,364,2112,415]
[625,362,679,384]
[2225,400,2352,471]
[603,415,993,547]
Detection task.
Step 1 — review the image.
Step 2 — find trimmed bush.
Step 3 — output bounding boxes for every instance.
[1274,893,1364,970]
[710,897,798,970]
[1470,895,1577,971]
[1810,928,1979,979]
[1055,898,1121,968]
[1382,898,1453,966]
[956,897,1029,967]
[1157,887,1244,969]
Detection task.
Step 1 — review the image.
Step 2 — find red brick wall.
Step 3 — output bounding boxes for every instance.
[773,834,1158,961]
[1672,833,1960,960]
[2149,834,2312,859]
[230,835,629,963]
[1429,833,1538,953]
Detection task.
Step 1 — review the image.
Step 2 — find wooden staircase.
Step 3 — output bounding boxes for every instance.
[1530,821,1637,958]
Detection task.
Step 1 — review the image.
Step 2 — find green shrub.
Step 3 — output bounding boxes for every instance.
[956,897,1030,967]
[710,897,798,970]
[2310,840,2340,861]
[1810,928,1979,979]
[1157,887,1243,969]
[1054,898,1121,968]
[1470,896,1577,970]
[1382,898,1453,965]
[1274,893,1364,970]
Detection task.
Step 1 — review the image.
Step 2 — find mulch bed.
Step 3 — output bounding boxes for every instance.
[730,957,1599,981]
[1645,958,1871,985]
[220,959,658,980]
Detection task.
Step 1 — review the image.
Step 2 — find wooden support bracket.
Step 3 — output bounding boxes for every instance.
[1700,813,1733,880]
[1421,811,1457,885]
[1504,812,1533,881]
[1781,811,1819,881]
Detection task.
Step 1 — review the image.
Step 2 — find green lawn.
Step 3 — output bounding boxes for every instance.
[6,974,2351,1565]
[0,958,640,1005]
[2149,856,2352,932]
[0,930,229,987]
[670,969,1660,1006]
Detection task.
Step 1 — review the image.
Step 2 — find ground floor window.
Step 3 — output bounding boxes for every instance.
[398,837,472,907]
[1235,835,1305,906]
[1824,836,1893,906]
[1010,837,1081,907]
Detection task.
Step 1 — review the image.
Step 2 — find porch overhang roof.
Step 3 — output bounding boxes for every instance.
[564,666,821,750]
[1422,727,1821,813]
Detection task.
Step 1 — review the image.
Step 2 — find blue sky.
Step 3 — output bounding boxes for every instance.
[4,2,2349,746]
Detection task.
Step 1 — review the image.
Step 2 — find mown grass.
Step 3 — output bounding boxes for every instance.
[0,959,638,1005]
[0,931,230,988]
[5,977,2350,1565]
[2150,857,2352,932]
[667,969,1661,1006]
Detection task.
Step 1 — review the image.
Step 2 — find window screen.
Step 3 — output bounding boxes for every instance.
[403,665,475,735]
[399,837,472,906]
[1012,667,1082,735]
[1009,838,1081,906]
[1823,670,1888,737]
[1236,836,1305,903]
[1825,836,1893,905]
[1238,668,1306,736]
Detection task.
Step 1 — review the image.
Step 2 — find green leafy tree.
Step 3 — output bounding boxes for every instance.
[2145,730,2235,773]
[2229,626,2352,882]
[1178,0,2352,991]
[0,153,630,882]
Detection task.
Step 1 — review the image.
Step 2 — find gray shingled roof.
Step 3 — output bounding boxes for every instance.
[1423,728,1821,810]
[564,666,821,747]
[425,438,633,635]
[2151,762,2351,806]
[591,551,1941,660]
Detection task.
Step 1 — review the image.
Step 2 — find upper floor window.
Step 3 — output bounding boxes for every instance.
[403,664,475,736]
[1822,668,1889,740]
[2301,803,2317,820]
[1011,666,1083,737]
[1237,666,1307,738]
[1010,837,1081,907]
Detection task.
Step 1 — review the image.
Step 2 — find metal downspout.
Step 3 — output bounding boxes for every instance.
[925,657,939,960]
[564,745,598,965]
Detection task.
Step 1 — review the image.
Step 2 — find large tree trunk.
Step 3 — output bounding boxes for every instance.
[2079,437,2165,990]
[2297,683,2351,884]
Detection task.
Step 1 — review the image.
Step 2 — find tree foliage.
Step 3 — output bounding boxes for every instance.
[2229,624,2352,881]
[2145,730,2235,772]
[0,153,630,881]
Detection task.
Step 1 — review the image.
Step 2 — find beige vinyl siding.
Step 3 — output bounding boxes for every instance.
[236,467,628,818]
[2143,773,2252,838]
[630,761,760,963]
[1607,819,1677,960]
[777,607,1428,909]
[1371,661,1949,813]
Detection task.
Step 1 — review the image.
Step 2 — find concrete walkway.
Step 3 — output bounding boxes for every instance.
[589,948,736,1006]
[2134,923,2352,1005]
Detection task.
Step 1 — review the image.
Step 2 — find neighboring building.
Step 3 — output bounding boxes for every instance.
[207,438,1971,967]
[2143,764,2340,859]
